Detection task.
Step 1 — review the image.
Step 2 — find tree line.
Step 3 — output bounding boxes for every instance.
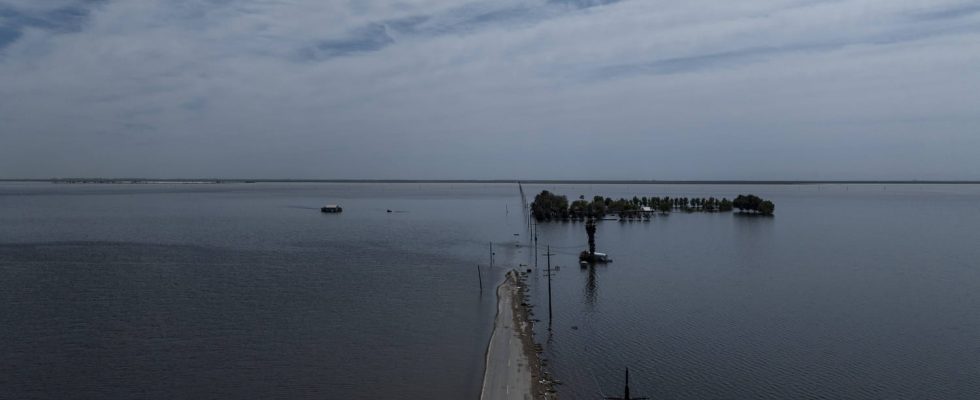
[531,191,774,221]
[732,194,775,215]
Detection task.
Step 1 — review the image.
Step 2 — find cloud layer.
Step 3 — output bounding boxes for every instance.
[1,0,978,179]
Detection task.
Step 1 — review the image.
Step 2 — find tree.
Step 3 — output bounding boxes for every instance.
[732,194,774,215]
[733,194,762,212]
[586,219,597,256]
[570,199,589,216]
[531,190,569,221]
[719,198,733,212]
[589,196,606,217]
[758,200,775,215]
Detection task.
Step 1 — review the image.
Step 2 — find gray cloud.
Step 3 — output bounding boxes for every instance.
[548,0,622,9]
[1,0,979,180]
[303,1,559,60]
[909,3,980,21]
[0,25,19,48]
[593,22,980,79]
[0,0,105,39]
[309,23,395,60]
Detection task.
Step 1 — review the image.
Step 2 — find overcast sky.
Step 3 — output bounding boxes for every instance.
[1,0,978,180]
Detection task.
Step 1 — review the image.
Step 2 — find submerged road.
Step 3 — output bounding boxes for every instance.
[480,271,536,400]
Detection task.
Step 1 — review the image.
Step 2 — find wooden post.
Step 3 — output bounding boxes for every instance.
[533,223,538,270]
[547,245,553,324]
[476,264,483,292]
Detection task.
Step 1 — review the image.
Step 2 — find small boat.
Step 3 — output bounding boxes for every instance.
[320,204,343,213]
[579,252,612,264]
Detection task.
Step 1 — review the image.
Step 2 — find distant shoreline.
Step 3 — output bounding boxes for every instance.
[2,179,979,185]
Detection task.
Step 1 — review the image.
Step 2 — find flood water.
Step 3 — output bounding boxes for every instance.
[2,182,979,399]
[522,183,980,399]
[0,182,524,399]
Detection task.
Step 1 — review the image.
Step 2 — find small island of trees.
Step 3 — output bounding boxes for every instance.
[732,194,775,216]
[531,190,774,221]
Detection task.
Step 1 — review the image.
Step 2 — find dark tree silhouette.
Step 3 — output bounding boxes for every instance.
[732,194,775,215]
[586,219,597,256]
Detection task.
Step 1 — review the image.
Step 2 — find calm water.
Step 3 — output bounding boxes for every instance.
[521,184,980,399]
[2,183,979,399]
[0,182,526,399]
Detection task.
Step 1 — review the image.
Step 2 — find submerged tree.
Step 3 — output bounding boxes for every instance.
[758,200,775,215]
[586,219,596,256]
[531,190,569,221]
[719,198,734,212]
[580,218,600,262]
[732,194,775,215]
[533,190,761,221]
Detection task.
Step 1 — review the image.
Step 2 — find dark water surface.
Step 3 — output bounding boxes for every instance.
[3,183,979,399]
[521,184,980,399]
[0,183,526,399]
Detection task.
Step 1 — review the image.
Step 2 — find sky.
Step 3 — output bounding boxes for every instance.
[1,0,978,180]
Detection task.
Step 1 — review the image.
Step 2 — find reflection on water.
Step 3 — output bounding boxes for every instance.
[583,265,599,308]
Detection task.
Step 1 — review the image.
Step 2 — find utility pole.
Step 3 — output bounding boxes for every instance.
[476,264,483,292]
[489,242,494,268]
[546,245,554,325]
[533,222,538,270]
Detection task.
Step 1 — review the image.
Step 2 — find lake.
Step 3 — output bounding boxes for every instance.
[2,182,979,399]
[521,183,980,399]
[0,182,523,399]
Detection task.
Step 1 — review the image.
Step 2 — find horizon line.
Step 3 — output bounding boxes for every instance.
[3,178,980,185]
